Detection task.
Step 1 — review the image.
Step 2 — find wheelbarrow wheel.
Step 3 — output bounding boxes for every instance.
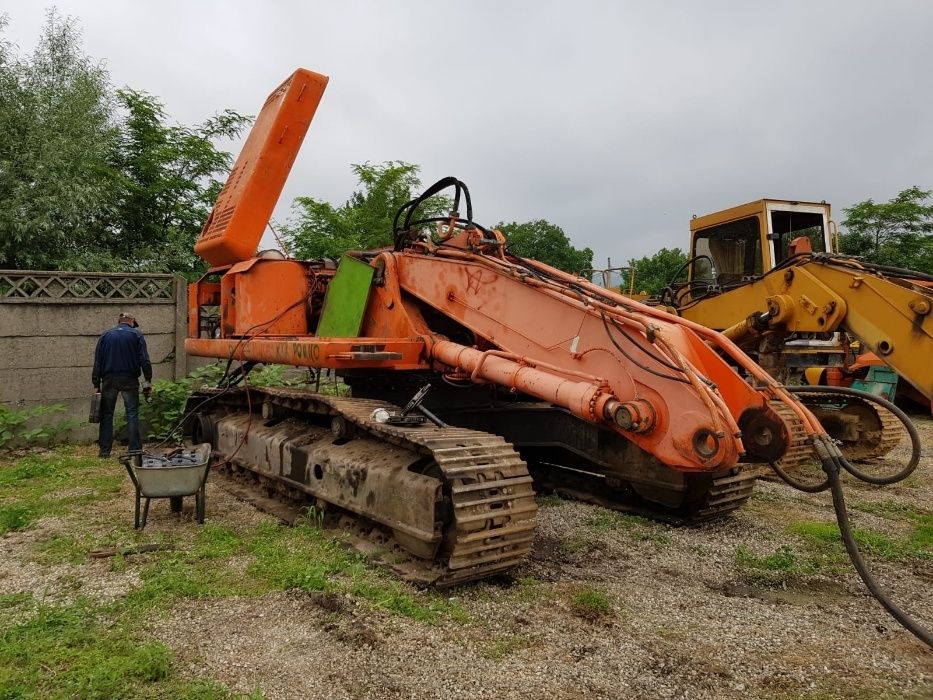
[170,496,183,513]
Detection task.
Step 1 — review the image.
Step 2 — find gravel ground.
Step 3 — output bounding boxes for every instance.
[2,417,932,699]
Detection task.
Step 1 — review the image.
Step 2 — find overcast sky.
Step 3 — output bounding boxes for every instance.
[4,1,933,265]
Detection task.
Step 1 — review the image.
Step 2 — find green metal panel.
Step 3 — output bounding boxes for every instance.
[316,255,375,337]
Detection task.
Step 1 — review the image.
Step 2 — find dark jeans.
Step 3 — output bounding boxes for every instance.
[99,374,141,455]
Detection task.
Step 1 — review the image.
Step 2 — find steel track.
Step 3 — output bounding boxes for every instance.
[201,387,538,586]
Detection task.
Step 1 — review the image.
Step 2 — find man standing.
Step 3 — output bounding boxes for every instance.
[92,312,153,457]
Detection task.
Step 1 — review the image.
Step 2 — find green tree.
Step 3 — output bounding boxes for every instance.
[620,247,688,296]
[497,219,593,274]
[284,161,450,259]
[98,89,250,274]
[839,186,933,273]
[0,11,119,270]
[0,12,248,275]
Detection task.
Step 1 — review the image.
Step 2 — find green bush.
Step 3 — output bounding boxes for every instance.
[142,363,317,441]
[0,402,76,451]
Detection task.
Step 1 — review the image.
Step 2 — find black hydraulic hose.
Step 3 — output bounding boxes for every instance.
[599,309,690,384]
[768,457,831,493]
[822,445,933,648]
[787,385,921,484]
[767,386,931,647]
[607,314,687,375]
[402,176,461,232]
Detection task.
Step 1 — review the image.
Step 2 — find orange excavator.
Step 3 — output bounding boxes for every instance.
[182,69,929,644]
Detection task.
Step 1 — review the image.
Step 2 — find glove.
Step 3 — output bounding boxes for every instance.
[142,381,152,404]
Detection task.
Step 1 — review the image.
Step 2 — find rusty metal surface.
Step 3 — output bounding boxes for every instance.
[203,387,538,586]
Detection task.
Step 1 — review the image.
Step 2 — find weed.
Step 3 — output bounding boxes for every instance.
[561,533,593,554]
[536,492,564,507]
[734,544,824,584]
[142,363,320,440]
[788,521,905,560]
[35,533,87,564]
[0,503,34,534]
[585,508,672,545]
[569,585,614,620]
[482,634,538,661]
[0,402,74,451]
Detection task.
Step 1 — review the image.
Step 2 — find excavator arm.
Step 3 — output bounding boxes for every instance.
[680,254,933,402]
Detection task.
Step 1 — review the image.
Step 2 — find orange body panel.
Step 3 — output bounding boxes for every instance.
[220,259,310,336]
[195,69,328,266]
[185,337,428,370]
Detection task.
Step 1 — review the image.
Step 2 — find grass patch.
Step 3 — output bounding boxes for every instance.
[511,576,550,603]
[568,585,614,620]
[910,514,933,550]
[0,451,122,534]
[536,492,564,508]
[0,447,473,697]
[738,515,932,585]
[0,503,34,535]
[561,533,592,554]
[849,499,928,520]
[194,523,243,559]
[585,508,672,545]
[0,598,254,699]
[735,544,823,583]
[788,520,930,561]
[34,533,87,564]
[481,634,538,661]
[246,519,466,623]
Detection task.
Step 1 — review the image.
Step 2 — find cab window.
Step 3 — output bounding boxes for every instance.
[693,216,762,284]
[769,210,825,262]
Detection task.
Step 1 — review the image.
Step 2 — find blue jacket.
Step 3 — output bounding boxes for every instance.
[92,323,153,387]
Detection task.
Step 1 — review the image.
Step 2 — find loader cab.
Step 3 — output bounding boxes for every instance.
[688,199,834,287]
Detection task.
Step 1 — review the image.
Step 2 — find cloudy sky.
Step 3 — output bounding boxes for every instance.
[3,1,932,265]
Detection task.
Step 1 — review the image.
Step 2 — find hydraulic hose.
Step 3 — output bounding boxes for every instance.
[823,442,933,648]
[788,385,922,484]
[768,386,931,647]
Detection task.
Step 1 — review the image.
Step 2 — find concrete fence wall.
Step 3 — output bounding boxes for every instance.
[0,270,195,442]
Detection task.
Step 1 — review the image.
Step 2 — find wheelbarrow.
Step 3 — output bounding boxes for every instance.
[120,444,212,529]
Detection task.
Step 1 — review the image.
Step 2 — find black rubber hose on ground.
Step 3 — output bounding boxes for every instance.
[766,386,931,646]
[821,445,933,648]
